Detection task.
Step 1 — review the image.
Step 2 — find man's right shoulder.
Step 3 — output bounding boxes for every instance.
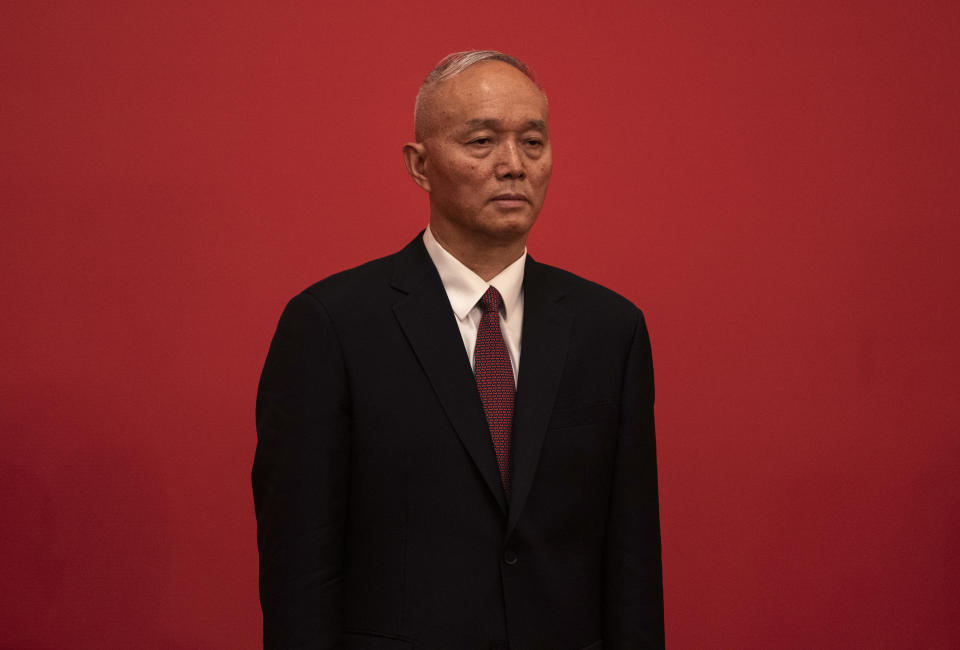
[287,236,425,318]
[301,253,394,302]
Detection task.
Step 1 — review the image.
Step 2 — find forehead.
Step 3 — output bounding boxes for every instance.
[433,61,549,130]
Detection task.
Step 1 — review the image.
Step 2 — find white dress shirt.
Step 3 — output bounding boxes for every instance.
[422,225,525,385]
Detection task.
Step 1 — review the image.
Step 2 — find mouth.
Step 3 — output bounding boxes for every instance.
[490,193,530,208]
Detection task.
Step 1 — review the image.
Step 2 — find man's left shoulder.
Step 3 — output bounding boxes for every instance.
[529,259,644,322]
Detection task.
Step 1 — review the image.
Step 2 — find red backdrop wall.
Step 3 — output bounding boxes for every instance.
[2,2,958,648]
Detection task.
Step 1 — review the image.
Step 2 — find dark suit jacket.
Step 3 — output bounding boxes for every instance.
[253,234,664,650]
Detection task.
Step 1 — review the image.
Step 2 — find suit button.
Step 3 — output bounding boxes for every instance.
[503,549,518,566]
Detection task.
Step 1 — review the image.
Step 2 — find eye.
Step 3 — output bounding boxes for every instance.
[525,138,544,147]
[469,137,492,145]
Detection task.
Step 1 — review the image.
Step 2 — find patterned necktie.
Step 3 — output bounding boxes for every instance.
[474,286,515,497]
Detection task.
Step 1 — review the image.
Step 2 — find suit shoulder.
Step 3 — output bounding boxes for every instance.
[534,261,643,319]
[295,250,397,308]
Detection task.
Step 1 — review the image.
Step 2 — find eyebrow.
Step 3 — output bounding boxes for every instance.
[464,118,548,132]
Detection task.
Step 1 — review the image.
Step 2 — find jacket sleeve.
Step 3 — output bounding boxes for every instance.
[604,309,665,649]
[253,291,350,649]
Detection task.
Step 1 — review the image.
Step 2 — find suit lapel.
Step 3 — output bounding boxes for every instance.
[506,257,572,538]
[391,235,509,515]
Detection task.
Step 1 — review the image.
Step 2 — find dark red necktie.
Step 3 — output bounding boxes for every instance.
[474,286,515,497]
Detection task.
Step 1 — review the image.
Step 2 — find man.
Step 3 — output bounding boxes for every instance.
[253,51,664,650]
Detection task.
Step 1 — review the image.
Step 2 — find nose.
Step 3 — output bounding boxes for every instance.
[495,141,525,180]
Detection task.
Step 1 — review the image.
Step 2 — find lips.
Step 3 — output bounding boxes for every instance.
[490,193,529,203]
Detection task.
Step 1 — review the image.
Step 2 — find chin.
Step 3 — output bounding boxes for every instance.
[477,213,537,241]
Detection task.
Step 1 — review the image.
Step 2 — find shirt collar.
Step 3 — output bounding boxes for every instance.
[423,225,526,321]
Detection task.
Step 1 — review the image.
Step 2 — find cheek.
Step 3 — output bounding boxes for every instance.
[435,166,488,211]
[532,163,553,189]
[450,165,488,196]
[439,159,482,184]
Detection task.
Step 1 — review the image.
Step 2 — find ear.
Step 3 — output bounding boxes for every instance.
[402,142,431,192]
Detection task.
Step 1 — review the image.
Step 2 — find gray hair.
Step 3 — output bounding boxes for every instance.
[413,50,540,140]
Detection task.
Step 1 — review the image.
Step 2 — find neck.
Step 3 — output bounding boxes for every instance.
[429,223,527,281]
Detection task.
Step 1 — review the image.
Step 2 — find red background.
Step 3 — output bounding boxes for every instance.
[2,2,958,648]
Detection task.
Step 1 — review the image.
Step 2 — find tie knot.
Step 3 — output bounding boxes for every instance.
[478,286,503,315]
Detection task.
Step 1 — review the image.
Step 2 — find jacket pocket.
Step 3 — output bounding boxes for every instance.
[343,631,413,649]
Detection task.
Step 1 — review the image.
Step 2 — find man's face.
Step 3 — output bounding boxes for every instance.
[419,62,552,244]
